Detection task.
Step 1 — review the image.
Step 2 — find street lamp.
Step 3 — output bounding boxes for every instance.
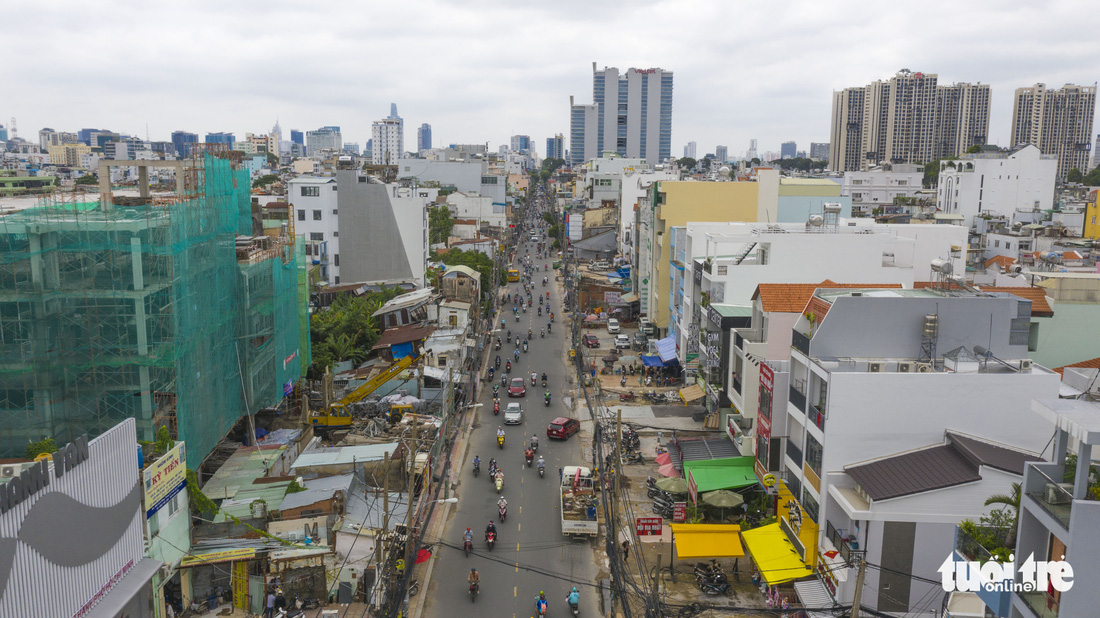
[435,497,459,504]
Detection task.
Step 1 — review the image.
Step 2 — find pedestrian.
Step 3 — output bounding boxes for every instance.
[263,589,275,618]
[622,540,630,559]
[559,467,563,482]
[273,589,287,613]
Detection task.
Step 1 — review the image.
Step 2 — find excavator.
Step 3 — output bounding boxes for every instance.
[309,352,420,434]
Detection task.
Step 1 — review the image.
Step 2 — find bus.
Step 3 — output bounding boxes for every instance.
[507,269,520,282]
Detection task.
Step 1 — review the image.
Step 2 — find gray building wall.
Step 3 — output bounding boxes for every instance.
[336,171,426,286]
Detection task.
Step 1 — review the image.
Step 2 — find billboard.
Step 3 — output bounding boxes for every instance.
[143,441,186,519]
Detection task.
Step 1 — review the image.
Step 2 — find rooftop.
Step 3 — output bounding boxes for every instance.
[371,324,433,350]
[202,445,288,500]
[1053,356,1100,377]
[754,280,903,313]
[371,287,435,317]
[1032,399,1100,446]
[292,442,401,470]
[279,473,354,511]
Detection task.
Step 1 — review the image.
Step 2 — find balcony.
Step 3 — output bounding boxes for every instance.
[791,329,810,356]
[786,439,803,467]
[1024,464,1072,530]
[807,402,826,431]
[789,384,806,414]
[953,524,1013,617]
[826,521,864,566]
[1020,591,1060,618]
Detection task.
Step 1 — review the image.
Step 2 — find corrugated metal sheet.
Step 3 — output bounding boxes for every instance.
[292,442,399,470]
[0,419,146,618]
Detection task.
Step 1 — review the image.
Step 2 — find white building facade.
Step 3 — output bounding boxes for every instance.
[289,176,341,285]
[371,118,403,165]
[841,164,925,216]
[936,145,1057,226]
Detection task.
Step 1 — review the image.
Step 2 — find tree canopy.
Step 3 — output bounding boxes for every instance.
[677,157,697,171]
[428,205,455,245]
[433,248,499,291]
[252,173,279,189]
[75,174,98,186]
[308,287,403,377]
[767,157,827,173]
[966,144,983,154]
[1083,166,1100,186]
[1067,168,1084,183]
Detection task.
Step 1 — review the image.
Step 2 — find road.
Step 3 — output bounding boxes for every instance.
[422,199,601,617]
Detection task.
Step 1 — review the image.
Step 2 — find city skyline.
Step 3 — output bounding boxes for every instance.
[3,1,1100,161]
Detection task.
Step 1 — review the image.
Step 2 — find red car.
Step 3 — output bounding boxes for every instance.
[582,334,600,348]
[508,377,527,397]
[547,417,580,440]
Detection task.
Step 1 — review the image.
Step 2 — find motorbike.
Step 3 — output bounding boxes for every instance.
[494,340,501,351]
[497,435,505,449]
[523,341,528,353]
[535,598,548,616]
[544,393,551,407]
[540,328,544,337]
[495,475,503,492]
[501,374,508,387]
[538,307,542,316]
[542,376,547,387]
[525,450,534,467]
[569,599,579,615]
[294,595,320,611]
[469,582,479,602]
[486,531,496,551]
[619,391,636,402]
[516,314,520,322]
[620,375,627,387]
[538,465,545,478]
[275,608,304,618]
[473,461,480,477]
[695,576,730,596]
[505,361,511,373]
[493,400,500,415]
[464,539,473,557]
[495,356,501,369]
[530,374,537,386]
[488,368,495,381]
[514,349,520,361]
[499,503,507,522]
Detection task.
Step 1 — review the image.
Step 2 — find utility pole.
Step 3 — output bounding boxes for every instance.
[379,451,390,610]
[850,557,867,618]
[615,409,622,496]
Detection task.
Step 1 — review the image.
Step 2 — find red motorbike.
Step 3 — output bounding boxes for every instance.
[493,399,500,415]
[486,531,496,551]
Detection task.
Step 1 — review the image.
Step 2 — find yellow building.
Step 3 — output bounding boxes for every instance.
[48,143,91,167]
[640,171,779,328]
[1086,189,1100,239]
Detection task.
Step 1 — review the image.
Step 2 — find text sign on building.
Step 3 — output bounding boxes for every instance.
[143,441,186,519]
[687,469,698,505]
[635,517,663,536]
[604,291,621,304]
[673,502,688,523]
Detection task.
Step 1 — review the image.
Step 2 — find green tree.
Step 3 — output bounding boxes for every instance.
[966,144,982,154]
[1084,166,1100,186]
[678,157,697,171]
[434,247,499,290]
[75,174,98,186]
[25,438,58,459]
[541,158,566,174]
[750,157,761,166]
[428,205,455,245]
[307,287,402,376]
[266,151,279,167]
[983,482,1022,548]
[542,212,556,225]
[1067,168,1084,183]
[252,173,279,189]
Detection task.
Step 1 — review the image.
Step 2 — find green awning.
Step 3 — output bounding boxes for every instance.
[684,456,758,494]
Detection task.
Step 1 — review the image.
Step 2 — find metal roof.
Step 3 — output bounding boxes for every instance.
[667,437,741,471]
[846,444,980,501]
[371,287,435,317]
[292,442,400,470]
[213,480,293,522]
[279,473,354,511]
[946,431,1040,475]
[337,476,410,534]
[202,446,288,500]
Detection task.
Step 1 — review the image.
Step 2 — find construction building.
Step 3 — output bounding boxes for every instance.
[0,147,310,464]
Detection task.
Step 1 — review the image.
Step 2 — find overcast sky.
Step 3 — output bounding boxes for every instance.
[5,0,1099,160]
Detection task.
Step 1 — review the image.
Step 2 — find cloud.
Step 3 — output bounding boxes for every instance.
[3,0,1099,158]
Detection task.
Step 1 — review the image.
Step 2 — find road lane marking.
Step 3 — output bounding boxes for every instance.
[518,523,521,531]
[514,586,517,597]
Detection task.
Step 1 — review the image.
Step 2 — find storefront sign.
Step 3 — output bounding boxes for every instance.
[673,502,687,523]
[232,561,249,609]
[283,350,298,370]
[635,517,663,536]
[181,548,257,567]
[0,434,89,515]
[604,291,621,304]
[143,441,186,519]
[687,469,698,505]
[72,559,134,618]
[759,363,773,393]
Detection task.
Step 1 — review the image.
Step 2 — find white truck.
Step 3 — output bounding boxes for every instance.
[560,465,600,537]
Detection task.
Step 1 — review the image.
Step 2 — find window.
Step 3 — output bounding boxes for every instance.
[301,186,320,197]
[755,432,769,468]
[333,231,338,237]
[305,245,312,256]
[716,265,728,275]
[332,209,339,215]
[297,210,305,221]
[801,488,819,523]
[334,254,339,266]
[758,382,772,422]
[332,185,338,191]
[310,232,323,241]
[994,240,1000,248]
[313,210,322,220]
[805,433,823,477]
[334,276,340,284]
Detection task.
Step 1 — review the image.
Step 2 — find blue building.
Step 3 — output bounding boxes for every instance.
[78,128,110,145]
[417,123,431,152]
[171,131,198,158]
[781,141,797,159]
[546,134,564,160]
[290,130,304,145]
[0,125,6,142]
[205,132,235,148]
[582,65,673,163]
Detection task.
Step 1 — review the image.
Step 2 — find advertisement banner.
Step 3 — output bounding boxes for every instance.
[635,517,663,536]
[232,561,249,609]
[143,442,186,519]
[181,548,257,567]
[687,469,698,505]
[673,502,688,523]
[604,291,622,304]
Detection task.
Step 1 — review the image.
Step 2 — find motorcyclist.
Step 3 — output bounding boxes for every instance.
[542,372,548,385]
[545,389,551,401]
[473,455,481,472]
[468,568,480,587]
[488,458,498,475]
[537,455,546,472]
[463,527,473,544]
[524,447,534,463]
[535,591,548,614]
[514,349,520,360]
[528,328,533,340]
[497,495,508,511]
[485,520,497,537]
[567,587,580,608]
[497,426,505,439]
[530,434,539,450]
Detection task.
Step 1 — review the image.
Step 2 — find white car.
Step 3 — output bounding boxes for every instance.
[614,335,631,349]
[607,318,620,334]
[504,403,523,425]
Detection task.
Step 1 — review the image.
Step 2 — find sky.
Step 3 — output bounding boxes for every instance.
[4,0,1100,160]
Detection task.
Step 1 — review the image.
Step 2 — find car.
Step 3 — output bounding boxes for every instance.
[504,403,523,425]
[508,377,527,397]
[547,417,580,440]
[639,319,659,337]
[582,334,600,348]
[607,318,620,334]
[632,332,649,351]
[614,335,630,349]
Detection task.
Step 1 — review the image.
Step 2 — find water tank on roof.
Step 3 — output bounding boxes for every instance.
[923,314,938,339]
[931,258,953,275]
[823,202,843,214]
[808,214,824,226]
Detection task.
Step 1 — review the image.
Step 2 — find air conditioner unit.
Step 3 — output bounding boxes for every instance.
[868,362,883,373]
[916,363,935,373]
[897,362,913,373]
[0,464,20,478]
[1019,359,1033,371]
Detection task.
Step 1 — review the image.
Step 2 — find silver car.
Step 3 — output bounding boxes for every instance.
[504,403,523,425]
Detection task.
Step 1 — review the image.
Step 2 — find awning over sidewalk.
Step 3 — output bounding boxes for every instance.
[655,335,677,362]
[641,355,666,367]
[679,384,705,402]
[793,579,837,617]
[683,456,757,493]
[670,524,744,559]
[741,523,813,584]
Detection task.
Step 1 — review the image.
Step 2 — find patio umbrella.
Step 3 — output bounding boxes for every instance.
[654,452,672,466]
[584,314,599,322]
[657,462,681,478]
[655,477,689,493]
[701,490,744,509]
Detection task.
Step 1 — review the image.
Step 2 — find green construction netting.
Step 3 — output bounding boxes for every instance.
[0,155,309,463]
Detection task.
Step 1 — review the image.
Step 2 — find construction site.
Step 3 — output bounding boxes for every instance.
[0,146,310,465]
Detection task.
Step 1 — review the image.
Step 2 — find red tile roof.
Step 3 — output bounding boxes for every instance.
[912,283,1054,318]
[1053,357,1100,377]
[754,280,903,314]
[984,255,1017,270]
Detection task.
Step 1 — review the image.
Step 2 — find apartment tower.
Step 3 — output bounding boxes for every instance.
[571,64,673,165]
[1010,83,1097,180]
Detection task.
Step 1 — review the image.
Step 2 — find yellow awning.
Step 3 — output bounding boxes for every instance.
[740,523,813,584]
[670,524,744,559]
[679,384,705,402]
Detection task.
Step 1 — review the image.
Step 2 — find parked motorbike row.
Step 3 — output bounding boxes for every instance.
[692,559,731,596]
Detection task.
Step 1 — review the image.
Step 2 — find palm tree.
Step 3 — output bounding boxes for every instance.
[984,482,1022,548]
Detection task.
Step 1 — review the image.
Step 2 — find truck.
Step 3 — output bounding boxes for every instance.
[560,465,599,538]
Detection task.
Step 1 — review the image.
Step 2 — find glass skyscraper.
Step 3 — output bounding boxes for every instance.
[572,64,673,165]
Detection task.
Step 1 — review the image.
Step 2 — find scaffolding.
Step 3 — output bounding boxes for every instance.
[0,152,307,463]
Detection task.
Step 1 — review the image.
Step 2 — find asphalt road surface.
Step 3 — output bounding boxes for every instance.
[422,205,600,617]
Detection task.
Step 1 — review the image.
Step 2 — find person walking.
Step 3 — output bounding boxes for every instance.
[622,539,630,559]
